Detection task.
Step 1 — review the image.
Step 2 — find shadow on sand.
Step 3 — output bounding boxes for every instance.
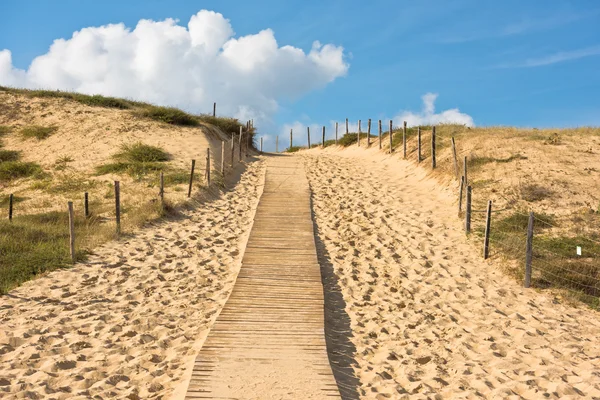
[310,196,361,400]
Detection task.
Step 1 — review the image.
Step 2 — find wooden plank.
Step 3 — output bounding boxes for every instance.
[184,155,340,400]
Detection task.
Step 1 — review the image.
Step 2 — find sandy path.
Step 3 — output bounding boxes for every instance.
[185,155,340,399]
[0,159,265,400]
[303,150,600,400]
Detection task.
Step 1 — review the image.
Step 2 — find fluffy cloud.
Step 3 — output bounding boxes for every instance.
[0,10,348,127]
[395,93,474,127]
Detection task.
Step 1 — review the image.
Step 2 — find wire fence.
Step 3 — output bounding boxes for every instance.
[332,121,600,307]
[0,128,255,293]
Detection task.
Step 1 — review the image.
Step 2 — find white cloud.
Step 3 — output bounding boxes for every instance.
[394,93,474,127]
[496,45,600,68]
[0,10,348,128]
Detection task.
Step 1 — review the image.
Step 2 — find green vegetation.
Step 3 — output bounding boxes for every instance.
[0,150,20,162]
[53,156,74,171]
[0,125,12,136]
[286,146,305,153]
[337,133,358,147]
[20,125,57,140]
[96,142,170,178]
[0,161,43,182]
[0,211,87,293]
[137,106,199,126]
[198,114,245,135]
[469,153,528,170]
[114,142,170,163]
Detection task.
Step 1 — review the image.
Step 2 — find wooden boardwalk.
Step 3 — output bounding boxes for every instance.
[185,156,341,399]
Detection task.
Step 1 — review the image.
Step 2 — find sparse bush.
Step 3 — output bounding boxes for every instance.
[0,125,12,136]
[520,183,553,202]
[20,125,57,140]
[96,161,166,177]
[114,142,170,163]
[198,115,244,136]
[53,155,74,171]
[338,133,358,147]
[137,106,199,126]
[0,161,43,182]
[286,146,305,153]
[0,149,20,162]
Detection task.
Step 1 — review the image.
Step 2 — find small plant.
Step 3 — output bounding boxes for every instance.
[0,161,43,182]
[96,161,166,177]
[53,155,74,171]
[20,125,57,140]
[0,125,12,136]
[114,142,170,163]
[520,183,553,202]
[0,149,21,162]
[137,106,199,126]
[545,132,561,145]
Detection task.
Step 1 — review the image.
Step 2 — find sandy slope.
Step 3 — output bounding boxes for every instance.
[303,148,600,399]
[0,159,265,399]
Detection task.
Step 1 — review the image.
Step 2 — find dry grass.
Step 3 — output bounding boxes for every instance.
[397,124,600,306]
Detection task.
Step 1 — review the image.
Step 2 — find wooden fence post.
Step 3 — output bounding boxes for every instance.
[159,172,164,208]
[451,137,459,179]
[357,119,361,147]
[403,121,407,159]
[458,176,464,213]
[345,118,349,135]
[290,128,293,150]
[84,192,89,218]
[367,119,371,147]
[335,122,338,145]
[465,185,472,234]
[206,149,211,187]
[307,127,311,148]
[238,127,243,161]
[114,181,121,234]
[417,127,422,162]
[231,134,235,168]
[524,212,534,288]
[213,102,216,117]
[389,120,393,153]
[464,156,468,186]
[322,126,325,148]
[68,201,75,263]
[484,200,492,259]
[260,137,263,154]
[431,126,437,169]
[378,120,382,150]
[276,135,279,153]
[8,193,13,221]
[188,160,195,197]
[221,141,225,174]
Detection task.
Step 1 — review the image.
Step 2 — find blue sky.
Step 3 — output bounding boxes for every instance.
[1,0,599,148]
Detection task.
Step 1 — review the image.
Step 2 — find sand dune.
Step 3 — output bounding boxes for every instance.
[303,148,600,399]
[0,159,265,399]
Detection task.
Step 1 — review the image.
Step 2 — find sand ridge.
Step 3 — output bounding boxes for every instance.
[0,159,266,399]
[303,148,600,399]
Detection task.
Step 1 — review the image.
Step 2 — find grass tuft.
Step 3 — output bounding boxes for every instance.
[0,149,21,162]
[0,161,43,182]
[114,142,170,163]
[20,125,57,140]
[286,146,305,153]
[137,106,199,126]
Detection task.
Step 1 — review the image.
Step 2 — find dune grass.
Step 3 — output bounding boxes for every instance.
[96,142,170,178]
[0,161,43,182]
[136,106,199,127]
[20,125,57,140]
[0,149,20,162]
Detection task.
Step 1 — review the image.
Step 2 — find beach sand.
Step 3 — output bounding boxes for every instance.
[303,147,600,399]
[0,159,265,399]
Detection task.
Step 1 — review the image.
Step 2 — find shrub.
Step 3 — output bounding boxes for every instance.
[137,106,199,126]
[0,161,43,182]
[20,125,57,140]
[114,142,170,163]
[96,161,166,177]
[286,146,305,153]
[0,149,20,162]
[520,183,553,202]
